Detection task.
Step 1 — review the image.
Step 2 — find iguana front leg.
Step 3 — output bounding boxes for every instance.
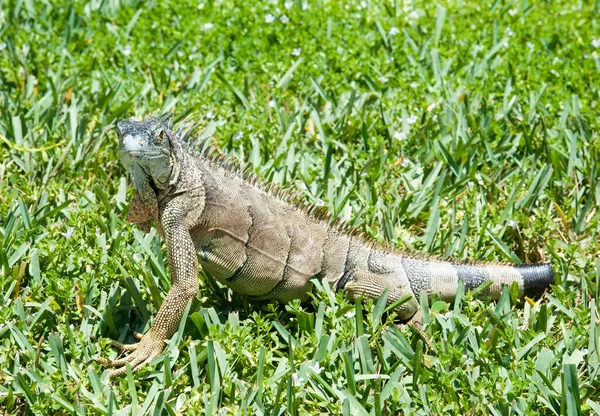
[94,200,199,377]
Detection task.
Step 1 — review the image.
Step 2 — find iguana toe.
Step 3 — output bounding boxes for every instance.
[93,332,166,378]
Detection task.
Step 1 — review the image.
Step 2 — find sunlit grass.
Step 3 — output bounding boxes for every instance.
[0,0,599,414]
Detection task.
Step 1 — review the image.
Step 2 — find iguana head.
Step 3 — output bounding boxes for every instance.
[117,114,179,199]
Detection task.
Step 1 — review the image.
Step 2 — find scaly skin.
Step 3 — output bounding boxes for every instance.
[94,115,554,377]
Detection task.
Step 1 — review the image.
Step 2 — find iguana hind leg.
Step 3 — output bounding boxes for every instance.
[343,270,419,322]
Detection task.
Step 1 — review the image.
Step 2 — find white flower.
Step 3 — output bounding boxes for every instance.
[344,311,356,319]
[592,39,600,48]
[280,15,289,24]
[400,158,410,168]
[0,42,6,51]
[284,1,293,10]
[265,14,275,23]
[197,2,204,9]
[394,131,406,141]
[582,349,589,355]
[378,76,388,83]
[474,326,483,334]
[408,10,419,20]
[291,372,304,386]
[507,219,517,228]
[508,8,518,16]
[234,131,244,140]
[310,362,323,374]
[61,228,75,239]
[388,27,400,36]
[407,115,418,124]
[302,2,309,10]
[123,45,132,56]
[268,100,276,108]
[292,48,301,56]
[206,110,215,119]
[410,81,418,89]
[177,51,184,58]
[527,42,535,50]
[505,27,514,37]
[360,1,367,8]
[315,198,325,207]
[203,22,214,30]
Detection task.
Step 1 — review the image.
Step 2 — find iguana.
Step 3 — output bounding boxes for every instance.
[94,114,554,377]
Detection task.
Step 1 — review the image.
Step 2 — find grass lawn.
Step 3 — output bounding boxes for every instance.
[1,0,599,414]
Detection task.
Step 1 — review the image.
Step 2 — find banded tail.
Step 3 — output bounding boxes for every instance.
[401,258,555,301]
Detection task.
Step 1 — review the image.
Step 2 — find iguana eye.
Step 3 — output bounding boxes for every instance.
[156,130,164,144]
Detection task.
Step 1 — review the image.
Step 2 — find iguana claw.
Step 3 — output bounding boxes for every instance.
[93,331,165,378]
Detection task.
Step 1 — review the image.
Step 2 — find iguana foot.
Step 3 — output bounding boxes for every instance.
[93,331,165,378]
[404,310,432,350]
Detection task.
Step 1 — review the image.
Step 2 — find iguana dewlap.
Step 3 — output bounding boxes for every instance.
[94,114,554,377]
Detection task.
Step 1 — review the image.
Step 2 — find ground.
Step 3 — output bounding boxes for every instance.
[0,0,599,414]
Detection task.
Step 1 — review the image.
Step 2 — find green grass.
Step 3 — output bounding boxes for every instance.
[1,0,599,413]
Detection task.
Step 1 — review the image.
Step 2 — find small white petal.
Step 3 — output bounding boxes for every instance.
[292,48,301,56]
[284,1,293,10]
[265,14,275,23]
[197,2,204,9]
[508,8,518,16]
[312,362,323,374]
[291,372,304,386]
[315,198,325,207]
[388,27,400,36]
[394,131,406,141]
[280,15,289,24]
[61,228,75,239]
[203,22,214,30]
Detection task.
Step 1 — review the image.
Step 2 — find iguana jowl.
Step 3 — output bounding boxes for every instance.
[95,114,555,377]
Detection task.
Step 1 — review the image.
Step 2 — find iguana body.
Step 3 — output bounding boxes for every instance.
[96,115,554,377]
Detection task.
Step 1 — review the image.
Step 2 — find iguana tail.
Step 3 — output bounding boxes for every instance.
[400,258,555,302]
[340,247,555,322]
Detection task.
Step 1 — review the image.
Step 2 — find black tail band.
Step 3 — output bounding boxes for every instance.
[517,263,555,296]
